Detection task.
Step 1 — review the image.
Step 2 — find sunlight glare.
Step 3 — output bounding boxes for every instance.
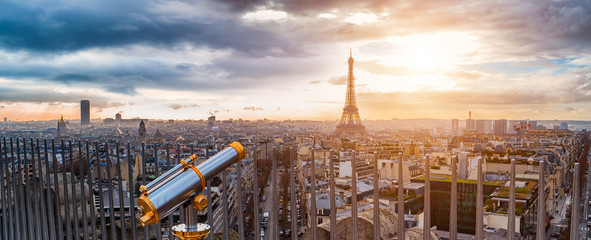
[344,13,378,25]
[385,32,481,70]
[243,9,287,21]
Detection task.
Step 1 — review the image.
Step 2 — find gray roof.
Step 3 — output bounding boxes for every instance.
[308,192,346,209]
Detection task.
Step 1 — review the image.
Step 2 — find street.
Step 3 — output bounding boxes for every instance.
[260,168,275,240]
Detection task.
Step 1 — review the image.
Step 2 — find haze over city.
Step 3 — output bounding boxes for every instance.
[1,0,591,121]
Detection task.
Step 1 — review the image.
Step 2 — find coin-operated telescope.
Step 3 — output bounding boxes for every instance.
[138,142,245,240]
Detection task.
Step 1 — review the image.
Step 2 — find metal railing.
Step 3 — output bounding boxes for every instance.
[0,137,582,239]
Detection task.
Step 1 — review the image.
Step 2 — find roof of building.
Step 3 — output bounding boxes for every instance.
[403,182,425,190]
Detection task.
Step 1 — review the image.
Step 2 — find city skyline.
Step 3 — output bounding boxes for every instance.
[1,0,591,121]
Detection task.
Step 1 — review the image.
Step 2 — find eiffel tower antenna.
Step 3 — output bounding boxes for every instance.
[332,50,366,137]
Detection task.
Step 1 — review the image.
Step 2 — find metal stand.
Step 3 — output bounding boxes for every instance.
[172,195,210,240]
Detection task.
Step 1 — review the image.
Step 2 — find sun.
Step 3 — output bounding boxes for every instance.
[406,47,439,70]
[384,32,481,71]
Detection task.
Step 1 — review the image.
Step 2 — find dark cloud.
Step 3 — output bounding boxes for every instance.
[176,63,199,71]
[0,0,297,57]
[52,73,96,82]
[217,0,266,12]
[168,104,200,110]
[243,106,263,111]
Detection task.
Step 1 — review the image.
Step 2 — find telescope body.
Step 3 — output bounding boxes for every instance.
[138,142,245,226]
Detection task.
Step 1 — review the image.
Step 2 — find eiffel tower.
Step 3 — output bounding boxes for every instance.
[332,50,367,137]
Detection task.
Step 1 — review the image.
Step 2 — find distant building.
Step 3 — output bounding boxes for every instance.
[494,119,507,135]
[466,111,475,131]
[475,119,491,134]
[139,120,146,139]
[3,117,6,122]
[451,119,460,136]
[57,115,67,141]
[377,160,420,183]
[528,121,537,130]
[58,115,67,131]
[411,176,498,234]
[208,115,216,127]
[80,100,90,125]
[560,122,568,130]
[332,51,367,137]
[115,113,121,120]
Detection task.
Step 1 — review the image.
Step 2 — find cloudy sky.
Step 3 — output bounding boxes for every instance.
[1,0,591,121]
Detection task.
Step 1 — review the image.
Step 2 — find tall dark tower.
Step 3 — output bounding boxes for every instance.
[139,120,146,139]
[332,50,366,137]
[80,100,90,125]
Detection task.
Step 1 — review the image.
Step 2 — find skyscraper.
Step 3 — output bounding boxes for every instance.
[332,50,366,137]
[115,113,122,120]
[80,100,90,125]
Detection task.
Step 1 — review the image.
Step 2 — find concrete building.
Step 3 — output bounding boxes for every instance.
[80,100,90,125]
[377,159,420,184]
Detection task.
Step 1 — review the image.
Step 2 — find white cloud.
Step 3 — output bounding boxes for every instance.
[243,9,288,22]
[318,13,337,19]
[344,12,378,25]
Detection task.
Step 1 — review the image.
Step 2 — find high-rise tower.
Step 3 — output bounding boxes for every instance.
[332,50,366,137]
[80,100,90,125]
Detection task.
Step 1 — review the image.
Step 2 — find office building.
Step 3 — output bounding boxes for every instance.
[411,176,498,234]
[116,113,122,120]
[81,100,90,125]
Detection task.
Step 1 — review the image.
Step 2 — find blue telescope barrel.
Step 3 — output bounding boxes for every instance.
[138,142,245,226]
